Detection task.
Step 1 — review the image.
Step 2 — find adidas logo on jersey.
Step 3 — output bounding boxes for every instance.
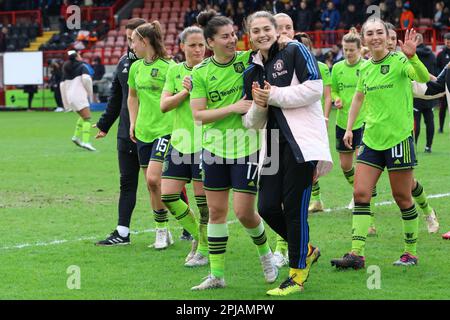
[394,159,401,165]
[210,76,217,81]
[248,181,255,187]
[122,68,128,73]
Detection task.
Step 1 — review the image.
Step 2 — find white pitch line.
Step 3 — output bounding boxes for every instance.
[1,193,449,251]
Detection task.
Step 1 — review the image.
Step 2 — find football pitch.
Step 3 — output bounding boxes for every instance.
[0,110,449,300]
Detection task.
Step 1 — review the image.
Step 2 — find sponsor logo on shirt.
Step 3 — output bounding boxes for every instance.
[208,85,243,102]
[380,65,390,75]
[338,82,357,91]
[209,90,222,102]
[210,75,217,81]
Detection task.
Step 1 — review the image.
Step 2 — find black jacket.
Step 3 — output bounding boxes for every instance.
[96,54,136,152]
[437,47,450,71]
[414,44,437,110]
[243,42,322,163]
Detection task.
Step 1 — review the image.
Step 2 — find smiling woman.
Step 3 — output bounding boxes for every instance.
[331,17,431,270]
[242,10,332,296]
[189,9,278,292]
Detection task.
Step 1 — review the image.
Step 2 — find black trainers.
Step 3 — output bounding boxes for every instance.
[96,230,130,246]
[424,147,432,153]
[331,252,365,269]
[179,229,193,241]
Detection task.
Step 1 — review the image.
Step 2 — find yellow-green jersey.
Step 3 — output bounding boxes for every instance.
[356,52,429,150]
[331,58,366,130]
[318,61,331,108]
[128,58,175,143]
[190,51,259,159]
[163,62,201,154]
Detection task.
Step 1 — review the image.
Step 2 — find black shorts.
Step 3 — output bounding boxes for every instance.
[136,135,171,167]
[201,149,259,194]
[336,125,363,152]
[162,146,202,182]
[356,136,416,171]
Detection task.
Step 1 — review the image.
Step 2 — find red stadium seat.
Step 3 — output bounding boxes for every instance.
[118,29,127,37]
[108,30,118,37]
[132,8,142,16]
[83,52,93,59]
[111,57,119,65]
[419,18,432,26]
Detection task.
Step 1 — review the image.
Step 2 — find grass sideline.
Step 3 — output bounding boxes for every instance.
[0,110,449,300]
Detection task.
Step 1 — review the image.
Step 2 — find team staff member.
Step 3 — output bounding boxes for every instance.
[243,11,332,296]
[331,20,430,269]
[94,18,147,246]
[128,21,176,249]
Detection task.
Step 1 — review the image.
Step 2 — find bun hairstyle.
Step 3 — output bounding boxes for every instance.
[342,26,362,48]
[135,21,170,59]
[294,32,313,50]
[179,26,204,44]
[196,9,233,41]
[67,49,78,61]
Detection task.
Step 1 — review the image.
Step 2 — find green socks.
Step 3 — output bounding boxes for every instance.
[311,181,322,201]
[81,119,91,144]
[401,205,419,256]
[275,234,288,254]
[153,209,169,229]
[344,167,355,186]
[370,186,377,227]
[351,203,371,256]
[208,223,228,279]
[161,194,199,240]
[245,221,270,256]
[195,195,209,257]
[74,118,92,144]
[74,118,83,138]
[412,181,433,216]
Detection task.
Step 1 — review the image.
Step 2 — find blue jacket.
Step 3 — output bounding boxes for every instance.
[321,9,340,30]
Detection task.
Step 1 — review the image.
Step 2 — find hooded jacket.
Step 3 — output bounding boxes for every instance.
[414,44,437,110]
[242,42,333,179]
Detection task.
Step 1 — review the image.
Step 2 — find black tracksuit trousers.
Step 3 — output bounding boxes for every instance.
[258,139,315,269]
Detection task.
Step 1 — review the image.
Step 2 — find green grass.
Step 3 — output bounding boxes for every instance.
[0,110,449,300]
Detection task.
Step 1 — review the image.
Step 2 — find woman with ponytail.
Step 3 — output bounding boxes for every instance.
[128,21,176,249]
